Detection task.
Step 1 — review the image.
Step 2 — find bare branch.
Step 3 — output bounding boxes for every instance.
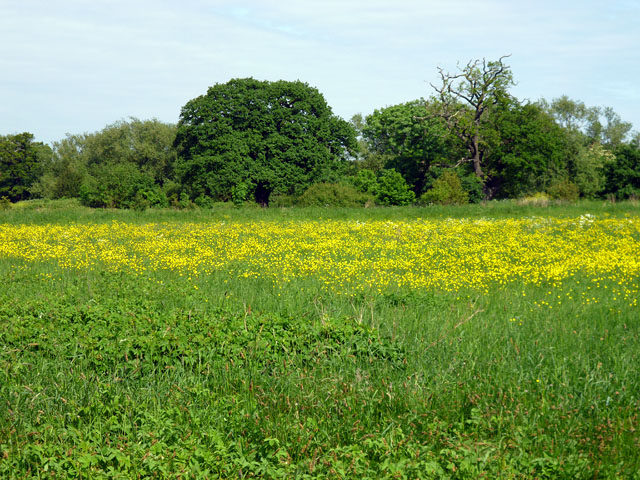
[426,55,513,181]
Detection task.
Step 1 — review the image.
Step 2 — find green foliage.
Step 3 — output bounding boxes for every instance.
[543,95,633,147]
[420,170,469,205]
[349,168,418,206]
[83,118,177,184]
[459,173,484,203]
[296,182,374,207]
[31,134,87,199]
[0,196,10,210]
[174,78,357,206]
[36,119,178,208]
[134,187,169,211]
[361,100,456,193]
[605,144,640,199]
[485,102,573,198]
[572,143,614,198]
[194,193,215,209]
[349,168,378,194]
[0,132,52,202]
[231,181,251,206]
[79,163,165,209]
[429,56,515,181]
[176,192,196,209]
[373,169,416,206]
[546,179,580,201]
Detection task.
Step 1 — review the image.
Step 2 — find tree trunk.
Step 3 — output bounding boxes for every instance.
[471,134,484,179]
[254,182,271,207]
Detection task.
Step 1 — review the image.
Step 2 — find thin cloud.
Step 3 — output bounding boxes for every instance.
[1,0,638,143]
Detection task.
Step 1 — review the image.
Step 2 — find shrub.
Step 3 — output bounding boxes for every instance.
[296,183,374,207]
[0,196,11,211]
[517,192,551,206]
[194,194,215,209]
[350,169,378,194]
[79,177,110,208]
[546,180,580,202]
[134,188,169,210]
[420,171,469,205]
[231,181,251,206]
[79,163,159,209]
[373,169,415,206]
[460,174,485,203]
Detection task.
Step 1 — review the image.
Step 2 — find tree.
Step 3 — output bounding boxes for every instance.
[0,132,52,202]
[32,134,88,199]
[483,101,574,198]
[360,100,457,194]
[543,96,633,148]
[83,118,177,185]
[572,143,615,198]
[605,144,640,199]
[174,78,357,206]
[36,119,178,207]
[429,55,514,182]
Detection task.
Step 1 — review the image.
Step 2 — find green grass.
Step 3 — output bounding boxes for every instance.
[1,201,639,478]
[2,197,639,224]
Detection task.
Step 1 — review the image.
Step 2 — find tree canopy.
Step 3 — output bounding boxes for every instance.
[174,78,357,205]
[483,101,574,198]
[3,60,639,208]
[0,132,51,202]
[35,118,178,208]
[360,100,457,195]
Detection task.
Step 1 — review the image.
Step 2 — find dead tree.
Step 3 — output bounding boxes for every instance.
[430,55,513,181]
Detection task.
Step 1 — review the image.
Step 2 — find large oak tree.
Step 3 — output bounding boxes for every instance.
[174,78,357,205]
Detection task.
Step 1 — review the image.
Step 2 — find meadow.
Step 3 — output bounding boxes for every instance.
[1,200,639,478]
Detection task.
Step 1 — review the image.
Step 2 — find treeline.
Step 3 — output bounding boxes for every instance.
[2,59,639,209]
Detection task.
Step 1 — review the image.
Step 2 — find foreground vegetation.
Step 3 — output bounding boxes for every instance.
[1,201,639,478]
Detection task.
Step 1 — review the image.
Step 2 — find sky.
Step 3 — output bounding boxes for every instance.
[2,0,639,145]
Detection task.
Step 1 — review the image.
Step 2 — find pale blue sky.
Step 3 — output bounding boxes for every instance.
[2,0,639,145]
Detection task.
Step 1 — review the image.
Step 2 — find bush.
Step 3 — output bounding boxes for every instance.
[0,197,11,211]
[79,177,110,208]
[517,192,550,206]
[133,188,169,211]
[231,181,251,206]
[194,194,215,209]
[373,170,415,206]
[546,180,580,201]
[172,192,195,210]
[460,174,485,203]
[296,183,374,207]
[79,163,159,209]
[420,171,469,205]
[350,169,378,194]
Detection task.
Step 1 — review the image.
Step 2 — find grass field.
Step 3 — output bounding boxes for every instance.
[1,200,639,478]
